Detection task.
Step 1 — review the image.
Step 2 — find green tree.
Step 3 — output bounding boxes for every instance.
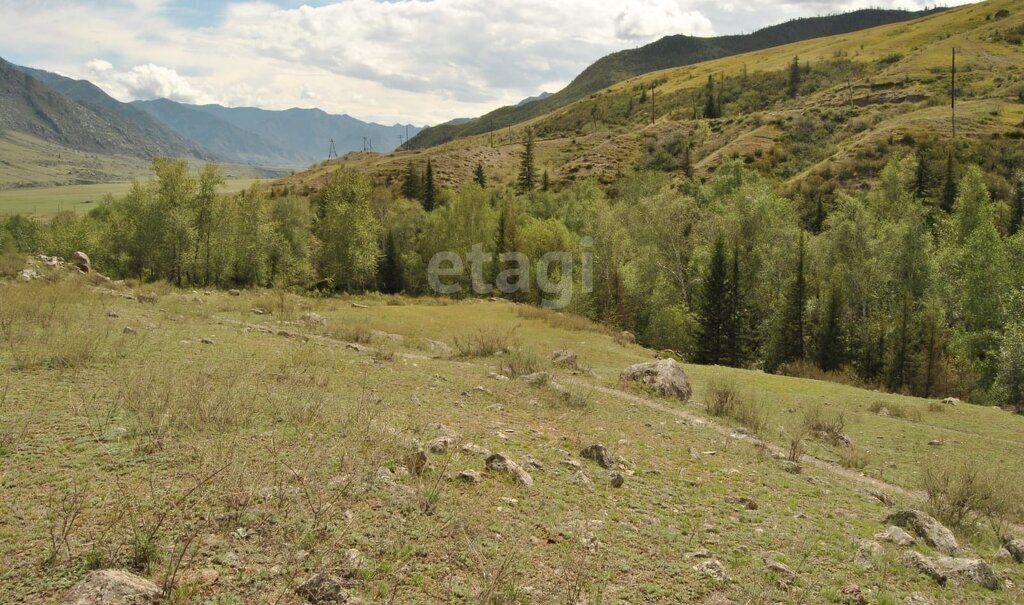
[1010,170,1024,236]
[473,162,487,188]
[313,170,382,291]
[817,280,845,372]
[517,129,536,193]
[696,235,729,365]
[770,232,807,370]
[788,56,801,99]
[723,241,747,367]
[703,75,720,119]
[401,162,423,201]
[423,159,438,211]
[940,151,958,213]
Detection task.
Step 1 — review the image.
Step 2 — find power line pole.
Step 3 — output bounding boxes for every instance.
[951,47,957,142]
[327,138,338,160]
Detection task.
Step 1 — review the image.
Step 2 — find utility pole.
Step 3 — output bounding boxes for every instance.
[650,87,655,125]
[951,47,957,142]
[327,138,338,160]
[489,119,494,148]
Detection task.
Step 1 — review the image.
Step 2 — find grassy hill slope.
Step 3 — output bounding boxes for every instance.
[404,7,946,150]
[3,272,1024,602]
[285,0,1024,202]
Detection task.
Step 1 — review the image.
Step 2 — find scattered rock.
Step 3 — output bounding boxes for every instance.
[106,310,119,318]
[457,470,482,484]
[551,349,579,369]
[341,548,364,577]
[693,559,729,583]
[461,443,491,457]
[17,268,41,282]
[995,547,1014,562]
[61,569,161,604]
[563,458,582,470]
[875,525,916,546]
[71,251,91,273]
[122,327,136,335]
[726,496,758,510]
[615,330,636,346]
[580,444,619,469]
[927,439,941,446]
[250,307,270,315]
[763,558,796,588]
[610,472,625,488]
[885,510,958,554]
[901,551,1000,590]
[346,343,369,353]
[572,470,594,490]
[1002,537,1024,563]
[841,583,865,605]
[296,573,349,603]
[942,397,961,406]
[853,540,883,569]
[519,371,552,386]
[781,461,802,474]
[423,339,452,356]
[137,292,158,304]
[351,302,368,309]
[485,453,534,487]
[868,490,896,506]
[228,289,241,296]
[405,449,428,476]
[200,337,215,345]
[521,454,544,469]
[300,312,326,326]
[619,358,692,401]
[902,592,935,605]
[426,436,451,454]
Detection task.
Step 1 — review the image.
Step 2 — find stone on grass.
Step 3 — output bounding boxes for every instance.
[300,312,326,326]
[461,443,491,457]
[615,330,636,346]
[519,371,552,386]
[551,350,579,369]
[485,453,533,487]
[942,397,960,406]
[610,472,625,488]
[296,573,349,603]
[619,358,691,401]
[901,551,999,590]
[885,510,958,554]
[693,559,729,583]
[405,449,428,476]
[228,289,241,297]
[763,558,796,588]
[853,540,883,569]
[457,470,482,484]
[571,470,594,491]
[580,444,618,469]
[875,525,916,547]
[426,436,451,454]
[61,569,161,604]
[1002,537,1024,563]
[71,251,91,273]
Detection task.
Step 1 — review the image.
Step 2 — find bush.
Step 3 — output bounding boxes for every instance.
[705,375,767,433]
[500,349,544,379]
[453,328,515,357]
[802,404,848,445]
[920,458,1021,529]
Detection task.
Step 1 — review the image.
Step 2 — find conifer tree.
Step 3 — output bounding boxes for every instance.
[423,159,437,211]
[940,151,958,213]
[1011,171,1024,236]
[724,242,746,367]
[473,162,487,188]
[817,282,844,371]
[380,232,402,293]
[771,232,807,369]
[401,163,423,201]
[703,76,720,119]
[517,129,536,193]
[541,169,550,192]
[696,235,729,365]
[788,56,801,99]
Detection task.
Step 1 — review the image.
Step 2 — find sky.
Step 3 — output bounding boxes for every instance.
[0,0,971,126]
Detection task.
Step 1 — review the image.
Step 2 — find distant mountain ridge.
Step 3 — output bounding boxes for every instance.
[0,58,423,170]
[404,7,947,150]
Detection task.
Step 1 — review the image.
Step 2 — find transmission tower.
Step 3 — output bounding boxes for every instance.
[327,138,338,160]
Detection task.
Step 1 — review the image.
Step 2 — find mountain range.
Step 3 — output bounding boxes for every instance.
[0,58,422,173]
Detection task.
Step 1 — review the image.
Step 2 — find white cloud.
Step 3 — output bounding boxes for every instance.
[0,0,975,124]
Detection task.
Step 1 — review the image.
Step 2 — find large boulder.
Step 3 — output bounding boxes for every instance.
[875,525,917,547]
[580,444,619,469]
[885,510,958,554]
[1002,537,1024,563]
[901,551,1000,590]
[71,251,91,273]
[61,569,161,604]
[619,358,692,401]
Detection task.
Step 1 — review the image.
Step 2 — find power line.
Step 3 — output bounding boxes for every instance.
[327,138,338,160]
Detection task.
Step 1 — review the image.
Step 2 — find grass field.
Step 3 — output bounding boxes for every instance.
[2,267,1024,603]
[0,179,264,217]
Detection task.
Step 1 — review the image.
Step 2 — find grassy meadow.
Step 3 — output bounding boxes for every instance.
[2,270,1024,603]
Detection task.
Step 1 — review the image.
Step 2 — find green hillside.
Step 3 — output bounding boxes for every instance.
[405,7,946,150]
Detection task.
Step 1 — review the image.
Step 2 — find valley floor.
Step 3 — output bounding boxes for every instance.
[2,274,1024,603]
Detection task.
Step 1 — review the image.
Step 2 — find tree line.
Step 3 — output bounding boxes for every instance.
[3,150,1024,408]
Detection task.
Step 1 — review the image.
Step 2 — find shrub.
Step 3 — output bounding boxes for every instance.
[920,458,1020,529]
[500,349,544,379]
[453,328,515,357]
[705,375,767,433]
[838,446,870,470]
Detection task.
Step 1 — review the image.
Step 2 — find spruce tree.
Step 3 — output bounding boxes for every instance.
[817,282,844,371]
[773,232,807,369]
[788,56,801,99]
[696,235,730,365]
[401,163,423,201]
[703,76,720,119]
[517,129,536,193]
[541,169,550,192]
[724,242,746,367]
[473,162,487,188]
[423,159,437,211]
[381,232,403,294]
